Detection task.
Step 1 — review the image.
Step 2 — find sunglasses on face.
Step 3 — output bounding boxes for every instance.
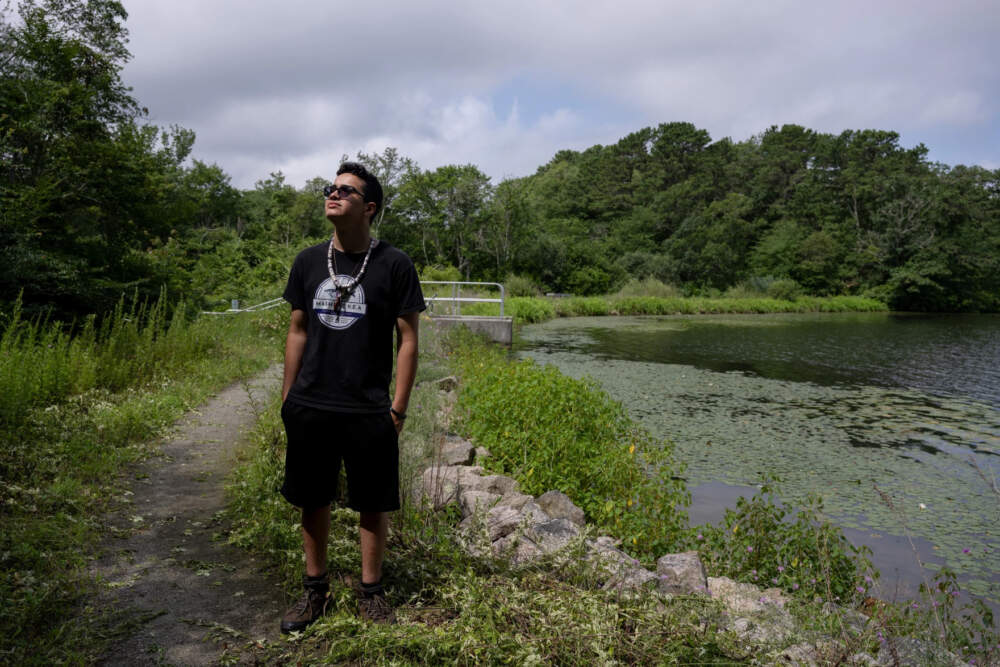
[323,184,365,199]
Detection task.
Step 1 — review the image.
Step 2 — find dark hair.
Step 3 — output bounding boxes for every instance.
[337,161,383,224]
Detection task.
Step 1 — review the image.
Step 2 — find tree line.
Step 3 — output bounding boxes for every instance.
[3,0,998,320]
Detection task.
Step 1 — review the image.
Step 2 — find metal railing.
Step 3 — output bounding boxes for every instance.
[420,281,505,318]
[200,297,285,315]
[200,281,507,318]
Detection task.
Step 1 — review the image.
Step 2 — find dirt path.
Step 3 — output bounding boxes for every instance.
[93,366,286,666]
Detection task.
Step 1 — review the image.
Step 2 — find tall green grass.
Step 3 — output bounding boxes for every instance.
[447,329,690,561]
[500,294,887,323]
[0,295,286,664]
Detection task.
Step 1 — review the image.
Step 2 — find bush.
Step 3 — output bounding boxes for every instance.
[508,297,555,323]
[419,264,462,282]
[504,274,540,298]
[615,277,682,299]
[694,479,868,601]
[766,278,804,301]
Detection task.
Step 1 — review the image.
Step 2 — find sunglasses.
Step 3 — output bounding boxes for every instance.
[323,184,365,200]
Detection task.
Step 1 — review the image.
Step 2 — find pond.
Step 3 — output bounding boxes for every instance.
[517,313,1000,605]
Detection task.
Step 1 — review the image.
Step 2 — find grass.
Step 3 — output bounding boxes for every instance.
[431,278,888,324]
[0,295,286,664]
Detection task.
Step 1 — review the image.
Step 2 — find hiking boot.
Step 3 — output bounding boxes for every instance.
[357,582,396,624]
[280,574,329,634]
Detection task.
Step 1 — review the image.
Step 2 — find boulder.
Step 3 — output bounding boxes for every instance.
[536,490,586,527]
[526,518,580,554]
[416,465,519,509]
[493,533,544,563]
[602,565,659,593]
[708,577,796,645]
[708,577,791,614]
[875,637,965,667]
[458,489,501,517]
[439,435,475,466]
[436,375,459,392]
[459,504,524,542]
[655,551,708,595]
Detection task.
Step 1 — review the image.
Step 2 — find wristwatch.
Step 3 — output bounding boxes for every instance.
[389,407,406,420]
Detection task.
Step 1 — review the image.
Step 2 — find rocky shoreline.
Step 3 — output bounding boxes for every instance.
[415,379,967,666]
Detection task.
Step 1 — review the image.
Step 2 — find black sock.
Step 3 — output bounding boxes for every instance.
[360,579,383,597]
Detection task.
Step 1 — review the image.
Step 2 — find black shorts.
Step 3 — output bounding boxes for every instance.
[280,400,400,513]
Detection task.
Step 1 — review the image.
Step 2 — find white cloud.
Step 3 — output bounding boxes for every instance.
[120,0,1000,186]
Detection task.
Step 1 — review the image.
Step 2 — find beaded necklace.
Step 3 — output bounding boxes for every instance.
[326,234,376,312]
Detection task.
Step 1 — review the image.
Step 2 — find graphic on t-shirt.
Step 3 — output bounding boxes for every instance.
[313,277,367,330]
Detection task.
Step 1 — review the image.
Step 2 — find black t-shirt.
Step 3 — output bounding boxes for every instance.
[283,239,425,413]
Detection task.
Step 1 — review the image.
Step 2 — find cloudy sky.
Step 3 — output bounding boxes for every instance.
[120,0,999,190]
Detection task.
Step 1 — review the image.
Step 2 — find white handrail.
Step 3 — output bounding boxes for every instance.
[420,281,506,317]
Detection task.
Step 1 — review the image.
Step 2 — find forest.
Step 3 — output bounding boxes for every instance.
[3,0,999,320]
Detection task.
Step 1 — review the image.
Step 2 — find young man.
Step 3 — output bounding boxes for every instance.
[279,162,424,633]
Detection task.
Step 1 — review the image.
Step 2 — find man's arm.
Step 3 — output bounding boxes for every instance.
[390,311,420,433]
[282,309,308,402]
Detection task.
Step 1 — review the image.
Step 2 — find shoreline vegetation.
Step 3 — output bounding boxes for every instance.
[2,293,997,663]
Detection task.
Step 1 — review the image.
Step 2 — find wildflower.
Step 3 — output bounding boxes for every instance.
[918,503,926,510]
[771,578,778,584]
[951,591,960,597]
[746,546,753,552]
[963,548,971,554]
[856,586,865,593]
[696,534,703,541]
[865,575,873,583]
[792,583,799,590]
[777,565,785,572]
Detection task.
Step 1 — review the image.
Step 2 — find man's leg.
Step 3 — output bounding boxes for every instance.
[303,504,332,577]
[359,511,388,584]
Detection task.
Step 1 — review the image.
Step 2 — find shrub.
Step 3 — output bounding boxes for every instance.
[508,297,555,323]
[419,264,462,282]
[766,278,804,301]
[504,274,540,298]
[694,479,868,601]
[615,277,682,299]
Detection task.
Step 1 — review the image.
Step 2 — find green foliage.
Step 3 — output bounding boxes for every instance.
[0,299,285,663]
[504,294,886,324]
[766,278,804,301]
[615,277,682,299]
[507,296,555,323]
[447,329,690,560]
[418,264,462,282]
[503,273,539,298]
[694,479,869,602]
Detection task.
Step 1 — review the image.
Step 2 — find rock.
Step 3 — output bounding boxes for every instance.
[436,375,459,392]
[655,551,708,595]
[495,492,536,511]
[708,577,791,614]
[775,642,822,665]
[416,465,482,508]
[439,435,475,466]
[708,577,796,645]
[416,465,519,509]
[526,518,580,554]
[875,637,965,667]
[822,602,870,636]
[493,534,543,563]
[474,446,490,462]
[536,490,586,527]
[458,489,501,517]
[602,565,658,593]
[459,504,524,542]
